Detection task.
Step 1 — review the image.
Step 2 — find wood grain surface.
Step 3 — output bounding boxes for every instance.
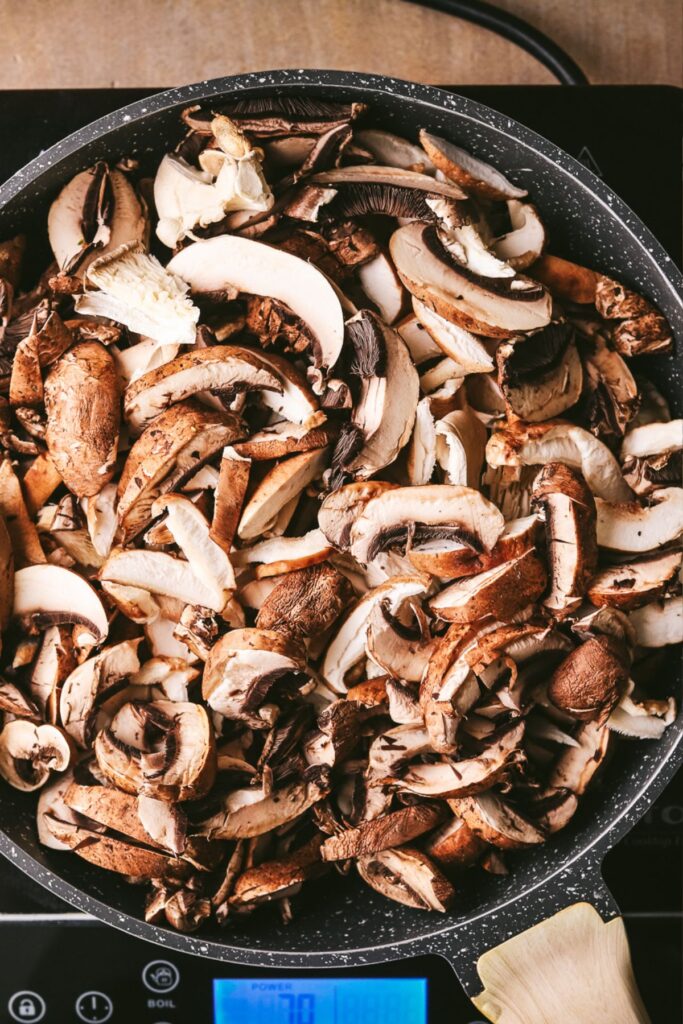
[0,0,680,89]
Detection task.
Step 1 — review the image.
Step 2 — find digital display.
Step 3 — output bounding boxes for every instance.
[213,977,427,1024]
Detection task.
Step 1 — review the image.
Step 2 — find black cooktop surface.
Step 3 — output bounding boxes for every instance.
[0,85,681,1024]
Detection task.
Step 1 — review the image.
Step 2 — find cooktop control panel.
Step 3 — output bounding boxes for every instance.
[0,920,476,1023]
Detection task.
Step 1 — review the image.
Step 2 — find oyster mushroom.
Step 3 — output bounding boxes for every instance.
[76,243,199,346]
[587,551,682,610]
[321,803,444,861]
[43,341,120,498]
[595,488,683,553]
[13,563,108,643]
[48,162,148,274]
[486,420,632,503]
[0,719,71,791]
[496,323,583,422]
[199,767,330,840]
[429,549,546,623]
[94,699,216,802]
[531,463,597,617]
[419,131,527,201]
[390,223,551,339]
[124,345,281,435]
[620,419,682,496]
[168,235,345,390]
[548,636,628,722]
[357,845,455,912]
[348,484,504,566]
[237,447,329,541]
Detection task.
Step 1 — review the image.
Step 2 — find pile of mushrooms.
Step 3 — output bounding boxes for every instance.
[0,97,680,931]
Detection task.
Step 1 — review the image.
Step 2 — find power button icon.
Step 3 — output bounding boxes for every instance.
[142,960,180,993]
[8,992,46,1022]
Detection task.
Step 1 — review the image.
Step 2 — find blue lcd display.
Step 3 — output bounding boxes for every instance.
[213,977,427,1024]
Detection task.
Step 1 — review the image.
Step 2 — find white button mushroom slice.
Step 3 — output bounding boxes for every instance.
[412,298,494,373]
[322,575,431,693]
[606,679,676,740]
[429,549,546,624]
[232,529,333,579]
[629,596,683,648]
[237,447,329,542]
[59,638,143,747]
[152,493,235,604]
[409,513,540,581]
[395,311,443,364]
[94,699,216,802]
[48,163,148,275]
[0,680,39,719]
[434,407,487,489]
[13,563,108,643]
[123,345,281,435]
[587,550,682,610]
[596,488,683,552]
[131,656,199,701]
[100,548,228,614]
[492,200,546,269]
[145,616,197,664]
[167,235,345,387]
[486,420,633,503]
[199,767,331,840]
[496,325,584,424]
[391,223,551,340]
[419,130,527,201]
[407,396,439,487]
[348,484,505,566]
[76,243,199,346]
[101,580,160,623]
[449,792,546,850]
[621,419,683,459]
[202,628,310,723]
[83,483,118,561]
[356,845,455,912]
[354,129,436,174]
[357,251,407,325]
[0,719,71,792]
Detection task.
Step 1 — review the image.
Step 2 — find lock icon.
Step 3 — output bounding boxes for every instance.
[18,1000,36,1018]
[8,991,46,1022]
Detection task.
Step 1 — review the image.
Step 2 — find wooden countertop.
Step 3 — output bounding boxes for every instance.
[0,0,680,89]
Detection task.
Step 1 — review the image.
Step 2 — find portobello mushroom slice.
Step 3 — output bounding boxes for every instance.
[321,804,445,861]
[0,719,71,792]
[419,131,527,201]
[391,223,551,339]
[13,563,108,643]
[168,235,345,391]
[429,549,546,623]
[587,551,681,610]
[357,846,455,912]
[595,488,683,552]
[496,323,583,422]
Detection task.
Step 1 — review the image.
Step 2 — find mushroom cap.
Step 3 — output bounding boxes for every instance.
[429,549,546,623]
[548,636,627,722]
[419,131,527,201]
[44,341,121,498]
[13,563,109,643]
[256,562,352,641]
[357,845,455,912]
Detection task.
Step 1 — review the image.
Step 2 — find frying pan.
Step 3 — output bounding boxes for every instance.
[0,70,681,1023]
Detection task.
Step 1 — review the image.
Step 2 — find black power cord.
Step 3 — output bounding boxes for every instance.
[404,0,589,85]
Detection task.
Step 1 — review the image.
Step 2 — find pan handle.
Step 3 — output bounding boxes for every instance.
[439,854,652,1023]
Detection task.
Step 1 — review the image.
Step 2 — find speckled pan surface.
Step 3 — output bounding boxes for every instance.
[0,71,681,986]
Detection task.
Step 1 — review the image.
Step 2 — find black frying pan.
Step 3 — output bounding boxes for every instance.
[0,71,681,1022]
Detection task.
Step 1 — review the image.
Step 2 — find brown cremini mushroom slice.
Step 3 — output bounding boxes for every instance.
[531,462,597,618]
[595,487,683,553]
[357,845,455,912]
[318,480,397,550]
[94,699,216,802]
[408,514,539,581]
[548,720,610,795]
[419,131,527,201]
[357,251,407,325]
[390,223,551,340]
[256,562,352,642]
[0,719,71,791]
[59,638,143,747]
[46,817,171,879]
[434,407,487,489]
[9,307,74,408]
[423,814,486,870]
[365,601,435,684]
[0,513,13,638]
[152,493,236,604]
[100,548,228,614]
[449,792,546,850]
[168,235,345,391]
[348,484,504,566]
[354,128,436,173]
[124,345,281,435]
[237,448,329,541]
[607,679,676,739]
[492,200,546,269]
[13,563,108,643]
[496,323,583,423]
[64,782,187,855]
[321,803,444,861]
[200,766,330,840]
[210,446,250,555]
[44,341,121,498]
[587,550,681,611]
[36,769,105,850]
[548,635,628,723]
[486,420,632,503]
[594,275,673,356]
[229,836,326,911]
[234,529,333,579]
[620,419,682,496]
[429,549,546,623]
[233,419,333,461]
[629,596,683,648]
[202,628,310,724]
[528,253,600,304]
[580,333,639,442]
[48,162,148,275]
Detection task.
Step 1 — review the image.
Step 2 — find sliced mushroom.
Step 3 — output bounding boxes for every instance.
[429,549,546,623]
[595,488,683,552]
[0,719,71,791]
[124,345,281,435]
[45,818,171,879]
[76,243,199,346]
[492,200,546,269]
[390,223,551,339]
[548,635,628,722]
[59,638,143,747]
[357,251,407,325]
[496,323,583,422]
[13,563,108,643]
[548,720,610,795]
[434,407,487,488]
[100,547,228,614]
[321,803,444,861]
[366,601,435,683]
[423,814,485,870]
[449,792,546,850]
[203,628,309,724]
[587,551,681,610]
[168,235,345,390]
[233,419,333,461]
[256,563,352,642]
[581,334,639,441]
[419,131,527,201]
[95,699,216,801]
[64,782,186,855]
[620,419,682,496]
[0,513,13,637]
[237,448,329,541]
[229,836,325,910]
[412,299,495,373]
[234,529,333,579]
[486,420,632,503]
[629,596,683,648]
[531,462,597,617]
[354,128,436,174]
[607,679,676,739]
[357,845,455,911]
[409,513,539,581]
[348,484,504,566]
[152,494,235,605]
[318,480,397,550]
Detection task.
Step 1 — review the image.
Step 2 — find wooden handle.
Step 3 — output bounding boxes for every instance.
[471,902,651,1024]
